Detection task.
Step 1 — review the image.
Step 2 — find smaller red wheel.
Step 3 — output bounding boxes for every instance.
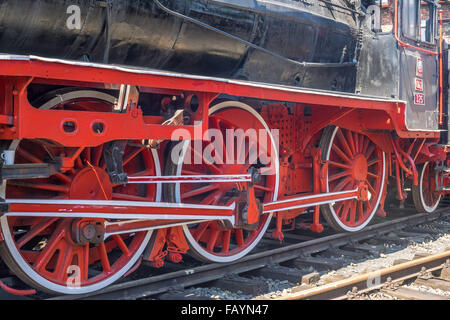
[412,162,442,213]
[319,126,386,232]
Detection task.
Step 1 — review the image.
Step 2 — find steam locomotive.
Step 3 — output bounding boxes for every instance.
[0,0,447,295]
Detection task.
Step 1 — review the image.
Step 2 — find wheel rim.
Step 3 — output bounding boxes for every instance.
[322,127,385,232]
[419,162,441,213]
[169,101,279,263]
[0,91,161,294]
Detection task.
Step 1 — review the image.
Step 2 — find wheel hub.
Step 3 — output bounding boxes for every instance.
[69,166,113,200]
[352,154,368,181]
[71,219,106,245]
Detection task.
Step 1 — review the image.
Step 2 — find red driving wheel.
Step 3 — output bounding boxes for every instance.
[0,90,160,294]
[165,101,279,263]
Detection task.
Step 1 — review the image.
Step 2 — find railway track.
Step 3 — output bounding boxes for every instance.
[0,205,447,300]
[277,251,450,300]
[31,206,448,300]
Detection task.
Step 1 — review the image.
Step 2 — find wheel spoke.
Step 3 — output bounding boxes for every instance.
[98,242,111,273]
[354,132,360,153]
[349,201,357,225]
[33,227,65,272]
[367,172,380,179]
[358,134,365,154]
[329,161,352,170]
[112,235,130,256]
[123,147,144,167]
[329,170,352,182]
[340,201,351,221]
[55,246,73,283]
[336,130,354,157]
[206,229,220,251]
[368,159,381,167]
[361,136,370,154]
[332,176,353,192]
[189,145,222,174]
[112,193,150,201]
[211,116,230,164]
[16,218,59,249]
[200,190,221,206]
[193,222,210,242]
[331,145,352,163]
[235,229,245,246]
[334,202,344,217]
[365,180,377,196]
[365,200,372,211]
[181,184,220,200]
[366,145,375,159]
[222,230,231,254]
[358,201,364,220]
[8,181,69,193]
[345,130,357,155]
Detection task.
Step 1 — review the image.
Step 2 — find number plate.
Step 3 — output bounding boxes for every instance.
[414,93,425,105]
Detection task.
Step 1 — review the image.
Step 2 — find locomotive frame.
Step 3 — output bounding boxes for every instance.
[0,0,448,295]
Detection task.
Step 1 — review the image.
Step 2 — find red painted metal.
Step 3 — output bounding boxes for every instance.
[127,174,252,184]
[2,97,160,291]
[7,201,234,219]
[393,0,438,56]
[170,107,277,259]
[390,136,419,186]
[421,163,441,205]
[264,188,362,214]
[439,9,444,125]
[0,56,439,149]
[145,228,169,268]
[0,281,36,296]
[323,128,385,228]
[166,226,190,263]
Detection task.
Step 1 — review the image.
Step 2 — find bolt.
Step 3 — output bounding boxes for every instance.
[82,224,96,240]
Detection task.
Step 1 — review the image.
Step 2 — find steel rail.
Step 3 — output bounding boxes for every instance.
[277,250,450,300]
[47,208,450,300]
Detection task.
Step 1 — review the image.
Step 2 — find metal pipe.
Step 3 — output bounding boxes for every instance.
[393,0,438,56]
[395,139,419,186]
[439,9,444,125]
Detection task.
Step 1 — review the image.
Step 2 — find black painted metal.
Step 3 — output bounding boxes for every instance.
[0,0,360,91]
